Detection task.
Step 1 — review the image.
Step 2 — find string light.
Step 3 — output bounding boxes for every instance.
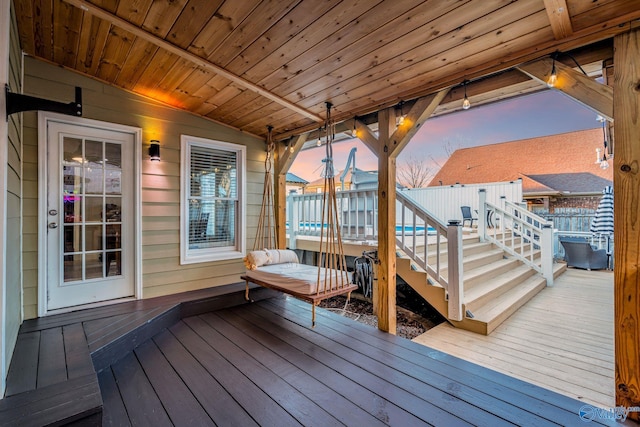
[462,80,471,110]
[547,53,558,88]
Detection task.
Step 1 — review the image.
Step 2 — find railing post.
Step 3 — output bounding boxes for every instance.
[478,189,487,242]
[288,196,298,249]
[447,220,464,321]
[541,223,554,285]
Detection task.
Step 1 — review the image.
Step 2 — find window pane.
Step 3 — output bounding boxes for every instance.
[188,200,235,249]
[190,146,236,198]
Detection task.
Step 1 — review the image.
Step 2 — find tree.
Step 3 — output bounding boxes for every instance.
[397,157,433,188]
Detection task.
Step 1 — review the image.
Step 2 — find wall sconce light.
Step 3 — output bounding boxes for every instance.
[149,140,160,161]
[462,80,471,110]
[547,53,558,88]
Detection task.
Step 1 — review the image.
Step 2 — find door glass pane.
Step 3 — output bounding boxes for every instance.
[105,197,121,221]
[63,194,82,223]
[64,225,82,253]
[85,197,103,222]
[85,166,104,194]
[105,251,121,277]
[64,254,83,282]
[106,225,121,249]
[85,225,103,251]
[60,136,123,283]
[86,253,103,280]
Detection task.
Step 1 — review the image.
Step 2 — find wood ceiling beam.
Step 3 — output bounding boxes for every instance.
[62,0,324,124]
[543,0,573,40]
[517,57,613,121]
[389,89,450,158]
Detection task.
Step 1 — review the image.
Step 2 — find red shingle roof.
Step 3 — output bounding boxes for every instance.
[429,128,613,194]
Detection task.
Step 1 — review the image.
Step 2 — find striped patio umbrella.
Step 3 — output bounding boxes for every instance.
[590,185,614,236]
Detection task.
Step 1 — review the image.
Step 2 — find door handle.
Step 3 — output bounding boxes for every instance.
[48,222,58,229]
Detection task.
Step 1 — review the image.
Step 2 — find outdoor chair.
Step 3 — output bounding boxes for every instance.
[559,237,609,270]
[461,206,477,228]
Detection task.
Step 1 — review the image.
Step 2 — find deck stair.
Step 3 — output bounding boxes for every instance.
[396,233,566,335]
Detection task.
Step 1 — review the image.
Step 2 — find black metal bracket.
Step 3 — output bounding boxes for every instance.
[5,85,82,119]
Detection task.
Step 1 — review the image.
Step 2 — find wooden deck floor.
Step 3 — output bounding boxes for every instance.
[100,296,618,426]
[413,268,615,409]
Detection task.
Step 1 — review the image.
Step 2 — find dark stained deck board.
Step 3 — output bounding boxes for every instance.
[4,331,40,397]
[63,323,94,380]
[152,329,260,427]
[198,311,401,427]
[18,282,256,333]
[0,373,101,427]
[228,304,475,426]
[261,299,559,426]
[269,297,619,427]
[225,307,467,426]
[110,352,173,427]
[87,305,173,351]
[37,327,67,389]
[97,368,131,427]
[183,316,345,427]
[82,312,133,339]
[168,321,303,427]
[134,339,215,426]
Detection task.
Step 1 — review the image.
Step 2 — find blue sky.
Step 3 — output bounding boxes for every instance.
[290,89,600,182]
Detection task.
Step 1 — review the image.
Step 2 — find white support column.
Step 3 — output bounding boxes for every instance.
[288,196,297,250]
[541,223,554,286]
[447,220,464,321]
[478,189,487,242]
[0,0,10,397]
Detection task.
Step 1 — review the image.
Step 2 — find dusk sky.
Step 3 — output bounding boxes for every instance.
[289,89,601,183]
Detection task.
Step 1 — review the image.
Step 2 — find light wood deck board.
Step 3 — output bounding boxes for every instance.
[414,269,615,408]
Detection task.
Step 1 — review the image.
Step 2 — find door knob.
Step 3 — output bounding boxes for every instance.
[48,222,58,229]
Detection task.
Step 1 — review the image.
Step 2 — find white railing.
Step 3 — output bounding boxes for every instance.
[396,192,463,321]
[288,189,378,244]
[402,180,522,224]
[479,191,554,285]
[288,189,465,321]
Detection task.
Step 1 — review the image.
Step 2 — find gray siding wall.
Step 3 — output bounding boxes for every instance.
[22,57,266,319]
[5,2,24,381]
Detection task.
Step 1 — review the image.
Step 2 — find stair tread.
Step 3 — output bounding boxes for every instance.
[464,257,520,280]
[469,275,546,322]
[464,264,534,304]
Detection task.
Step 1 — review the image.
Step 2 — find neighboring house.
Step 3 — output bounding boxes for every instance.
[429,128,613,212]
[286,172,308,194]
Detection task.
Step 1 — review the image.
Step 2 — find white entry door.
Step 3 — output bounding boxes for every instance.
[45,120,135,310]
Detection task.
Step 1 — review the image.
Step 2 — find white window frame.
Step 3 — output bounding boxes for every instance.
[180,135,246,264]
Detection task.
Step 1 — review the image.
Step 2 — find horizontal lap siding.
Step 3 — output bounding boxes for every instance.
[21,57,265,318]
[5,1,24,385]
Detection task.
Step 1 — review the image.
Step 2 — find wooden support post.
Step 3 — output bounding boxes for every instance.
[376,107,397,334]
[274,134,306,250]
[613,28,640,420]
[274,173,286,249]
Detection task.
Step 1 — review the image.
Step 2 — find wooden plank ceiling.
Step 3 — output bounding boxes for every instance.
[12,0,640,140]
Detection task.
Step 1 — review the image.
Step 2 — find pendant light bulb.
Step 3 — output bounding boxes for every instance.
[462,80,471,110]
[600,158,610,170]
[547,56,557,88]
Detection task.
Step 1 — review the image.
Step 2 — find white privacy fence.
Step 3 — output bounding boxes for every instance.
[401,180,523,224]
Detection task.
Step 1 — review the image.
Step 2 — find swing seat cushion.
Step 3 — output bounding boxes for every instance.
[244,263,351,295]
[243,249,299,270]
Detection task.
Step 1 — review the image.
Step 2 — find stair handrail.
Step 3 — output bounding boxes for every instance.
[397,191,464,321]
[479,191,554,285]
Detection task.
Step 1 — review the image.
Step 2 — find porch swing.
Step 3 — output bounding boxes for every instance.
[242,105,357,326]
